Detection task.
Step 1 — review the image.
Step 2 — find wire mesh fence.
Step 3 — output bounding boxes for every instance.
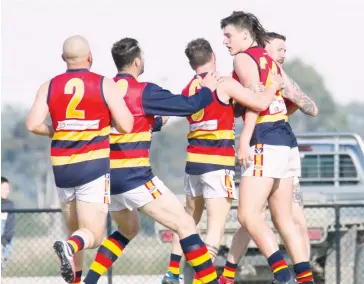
[1,205,364,284]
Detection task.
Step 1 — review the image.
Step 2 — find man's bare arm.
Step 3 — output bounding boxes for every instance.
[281,69,318,117]
[26,81,54,137]
[225,77,276,112]
[233,53,260,142]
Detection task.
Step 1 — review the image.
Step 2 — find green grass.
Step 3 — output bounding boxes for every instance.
[3,236,171,277]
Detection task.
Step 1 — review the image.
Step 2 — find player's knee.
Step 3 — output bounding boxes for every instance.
[175,213,196,236]
[237,209,257,229]
[91,230,106,248]
[237,213,248,228]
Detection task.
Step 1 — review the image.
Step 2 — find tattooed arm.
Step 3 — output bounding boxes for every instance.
[281,68,318,117]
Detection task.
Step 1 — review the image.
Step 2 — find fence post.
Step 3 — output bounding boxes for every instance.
[107,213,113,284]
[334,205,341,284]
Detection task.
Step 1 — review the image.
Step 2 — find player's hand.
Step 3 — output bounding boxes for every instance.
[161,116,169,125]
[198,72,220,92]
[270,72,285,90]
[237,142,253,168]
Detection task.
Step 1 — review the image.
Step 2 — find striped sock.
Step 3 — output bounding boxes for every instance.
[67,235,85,254]
[72,270,82,284]
[167,254,182,279]
[180,234,218,284]
[267,251,291,282]
[83,231,129,284]
[294,262,314,283]
[222,261,238,280]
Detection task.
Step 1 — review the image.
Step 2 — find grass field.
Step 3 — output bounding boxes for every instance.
[1,275,170,284]
[2,235,171,278]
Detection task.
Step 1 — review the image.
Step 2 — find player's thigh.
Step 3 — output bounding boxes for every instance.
[185,194,205,224]
[59,198,79,234]
[205,197,232,232]
[110,209,140,239]
[140,178,194,233]
[238,176,274,220]
[75,174,110,238]
[184,173,203,198]
[268,177,294,222]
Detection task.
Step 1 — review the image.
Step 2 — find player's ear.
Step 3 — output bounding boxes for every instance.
[243,29,249,40]
[87,53,93,65]
[134,57,141,69]
[61,54,66,62]
[212,52,217,63]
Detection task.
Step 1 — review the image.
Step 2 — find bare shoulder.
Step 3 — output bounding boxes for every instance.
[102,76,116,87]
[233,53,252,65]
[102,76,120,93]
[38,80,51,92]
[37,80,52,98]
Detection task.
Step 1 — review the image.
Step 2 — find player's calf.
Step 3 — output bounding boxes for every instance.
[269,178,313,283]
[142,190,218,283]
[163,196,205,283]
[83,209,140,284]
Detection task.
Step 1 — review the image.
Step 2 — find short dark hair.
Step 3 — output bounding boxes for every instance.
[221,11,268,47]
[111,38,142,71]
[185,38,213,70]
[1,177,9,184]
[266,32,286,42]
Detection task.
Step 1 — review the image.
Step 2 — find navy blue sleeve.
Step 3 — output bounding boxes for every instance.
[1,201,15,246]
[141,83,214,116]
[152,116,163,132]
[233,103,247,118]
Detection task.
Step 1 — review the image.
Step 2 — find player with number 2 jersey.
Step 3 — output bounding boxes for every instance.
[26,35,134,283]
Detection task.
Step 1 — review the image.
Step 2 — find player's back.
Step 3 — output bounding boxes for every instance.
[48,69,111,188]
[233,46,296,148]
[110,74,155,194]
[182,73,235,175]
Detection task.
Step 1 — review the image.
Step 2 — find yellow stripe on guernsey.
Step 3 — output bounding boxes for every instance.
[110,131,151,144]
[110,131,152,169]
[187,130,234,140]
[256,112,288,124]
[51,149,109,166]
[51,126,110,166]
[53,126,110,141]
[187,153,235,166]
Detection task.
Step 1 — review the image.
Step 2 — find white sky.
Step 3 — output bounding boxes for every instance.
[1,0,364,108]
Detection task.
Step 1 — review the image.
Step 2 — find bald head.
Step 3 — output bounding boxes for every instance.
[62,35,91,62]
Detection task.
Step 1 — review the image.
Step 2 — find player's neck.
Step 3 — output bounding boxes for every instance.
[118,68,138,79]
[249,40,258,48]
[239,39,258,52]
[195,63,215,75]
[66,63,90,71]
